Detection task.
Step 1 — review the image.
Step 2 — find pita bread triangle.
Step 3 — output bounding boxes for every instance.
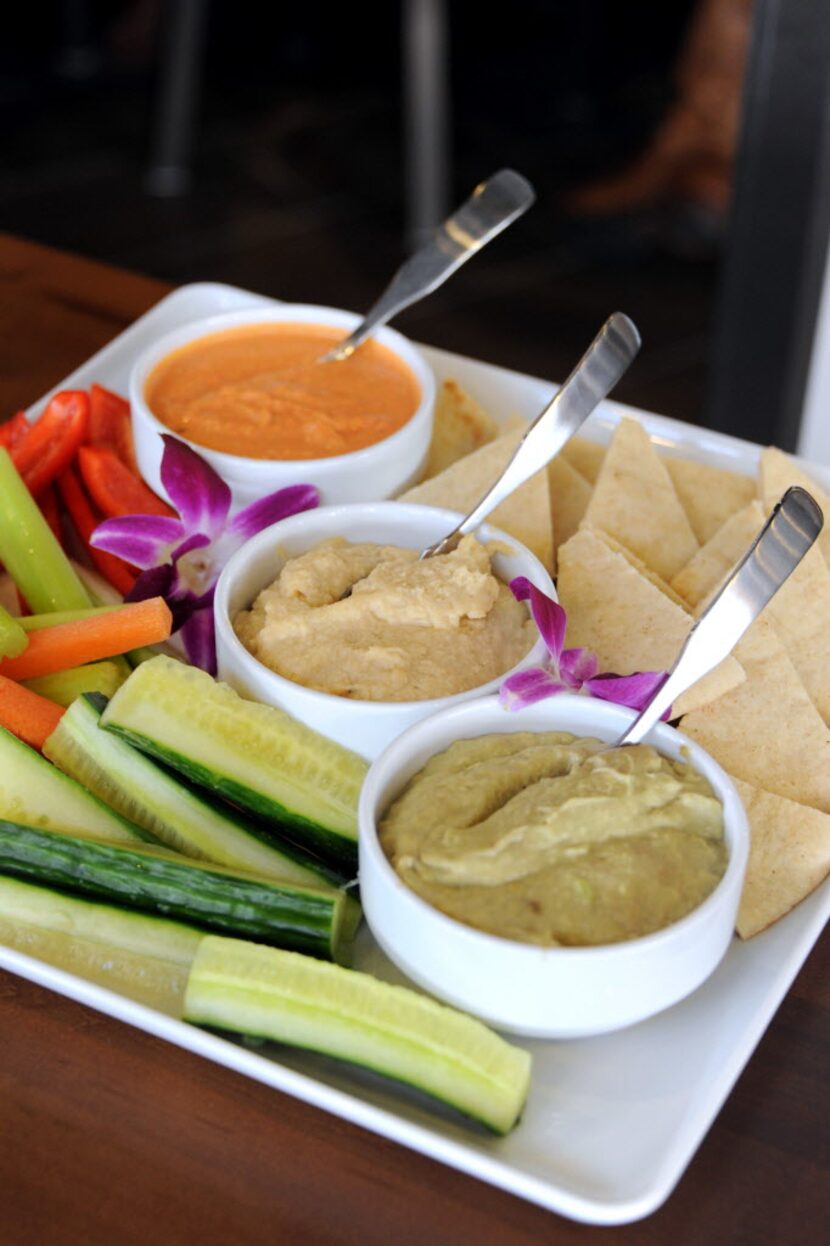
[561,435,605,484]
[664,457,757,545]
[671,501,765,608]
[763,544,830,724]
[681,617,830,813]
[421,380,500,479]
[582,417,699,580]
[759,446,830,565]
[733,778,830,939]
[556,527,743,716]
[548,455,592,570]
[400,427,554,570]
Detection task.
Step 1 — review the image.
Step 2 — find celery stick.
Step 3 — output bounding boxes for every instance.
[0,604,28,659]
[23,661,127,707]
[0,449,91,612]
[20,606,120,631]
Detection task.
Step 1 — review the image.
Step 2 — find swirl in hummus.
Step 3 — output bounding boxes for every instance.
[380,731,727,945]
[233,535,536,701]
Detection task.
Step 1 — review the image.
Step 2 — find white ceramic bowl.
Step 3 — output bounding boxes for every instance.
[358,694,749,1039]
[129,304,436,510]
[214,502,553,760]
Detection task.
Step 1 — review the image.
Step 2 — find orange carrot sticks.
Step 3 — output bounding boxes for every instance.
[0,598,172,682]
[0,674,65,750]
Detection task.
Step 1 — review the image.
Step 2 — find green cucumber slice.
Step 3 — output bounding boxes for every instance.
[0,874,202,1015]
[0,726,152,845]
[101,656,366,871]
[184,935,532,1134]
[44,695,340,890]
[0,821,360,964]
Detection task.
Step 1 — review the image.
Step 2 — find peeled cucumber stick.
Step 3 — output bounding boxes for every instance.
[0,448,92,612]
[44,694,341,890]
[184,936,532,1134]
[0,725,154,845]
[102,656,366,872]
[0,874,202,1016]
[24,661,127,707]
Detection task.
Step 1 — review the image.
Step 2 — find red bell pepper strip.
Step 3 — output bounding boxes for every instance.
[0,412,30,452]
[88,383,138,472]
[11,391,90,497]
[77,444,175,519]
[57,467,138,597]
[38,485,64,548]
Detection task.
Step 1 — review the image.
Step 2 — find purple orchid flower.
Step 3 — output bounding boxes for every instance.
[91,435,319,674]
[500,576,670,716]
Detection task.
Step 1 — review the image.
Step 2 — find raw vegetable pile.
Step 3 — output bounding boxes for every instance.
[0,390,531,1136]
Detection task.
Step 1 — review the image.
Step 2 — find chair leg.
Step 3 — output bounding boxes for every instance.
[145,0,210,197]
[402,0,452,248]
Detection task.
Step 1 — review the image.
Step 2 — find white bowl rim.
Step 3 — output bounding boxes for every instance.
[213,501,553,715]
[129,303,436,476]
[358,691,750,961]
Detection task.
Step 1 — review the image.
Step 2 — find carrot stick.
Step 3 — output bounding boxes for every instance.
[0,673,65,750]
[0,598,172,681]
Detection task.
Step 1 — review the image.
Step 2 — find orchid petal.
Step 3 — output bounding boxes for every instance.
[179,607,217,675]
[91,515,185,569]
[166,577,216,616]
[171,531,212,563]
[499,665,570,711]
[227,483,320,542]
[509,577,567,662]
[560,646,599,687]
[160,435,231,536]
[125,564,175,602]
[585,670,671,716]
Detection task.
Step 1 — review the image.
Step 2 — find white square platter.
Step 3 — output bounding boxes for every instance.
[1,281,827,1226]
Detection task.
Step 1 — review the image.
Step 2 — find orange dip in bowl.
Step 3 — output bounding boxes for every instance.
[144,323,421,461]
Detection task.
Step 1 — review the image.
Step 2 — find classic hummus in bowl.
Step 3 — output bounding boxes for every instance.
[214,502,552,760]
[129,305,436,510]
[358,694,749,1038]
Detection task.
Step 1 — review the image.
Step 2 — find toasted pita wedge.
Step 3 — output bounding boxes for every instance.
[671,501,765,607]
[561,436,605,484]
[556,527,742,716]
[421,380,500,479]
[582,417,699,580]
[681,618,830,813]
[597,529,690,610]
[734,779,830,938]
[548,456,591,569]
[759,446,830,565]
[664,457,756,545]
[763,545,830,723]
[401,428,554,569]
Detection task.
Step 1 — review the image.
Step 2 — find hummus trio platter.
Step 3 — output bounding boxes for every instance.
[0,282,828,1225]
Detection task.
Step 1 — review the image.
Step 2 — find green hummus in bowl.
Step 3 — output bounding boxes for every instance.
[358,694,748,1039]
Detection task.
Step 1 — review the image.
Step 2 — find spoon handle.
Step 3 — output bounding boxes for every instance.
[616,485,825,746]
[321,170,535,362]
[420,312,641,559]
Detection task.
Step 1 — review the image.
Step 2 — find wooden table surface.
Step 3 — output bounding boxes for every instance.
[0,233,827,1245]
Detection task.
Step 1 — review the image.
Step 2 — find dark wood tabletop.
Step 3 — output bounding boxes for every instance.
[0,232,827,1246]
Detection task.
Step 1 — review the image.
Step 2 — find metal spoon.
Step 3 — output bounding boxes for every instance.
[419,311,641,559]
[318,169,536,364]
[615,485,824,746]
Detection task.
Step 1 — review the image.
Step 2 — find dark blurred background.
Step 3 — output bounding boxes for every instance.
[0,1,760,427]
